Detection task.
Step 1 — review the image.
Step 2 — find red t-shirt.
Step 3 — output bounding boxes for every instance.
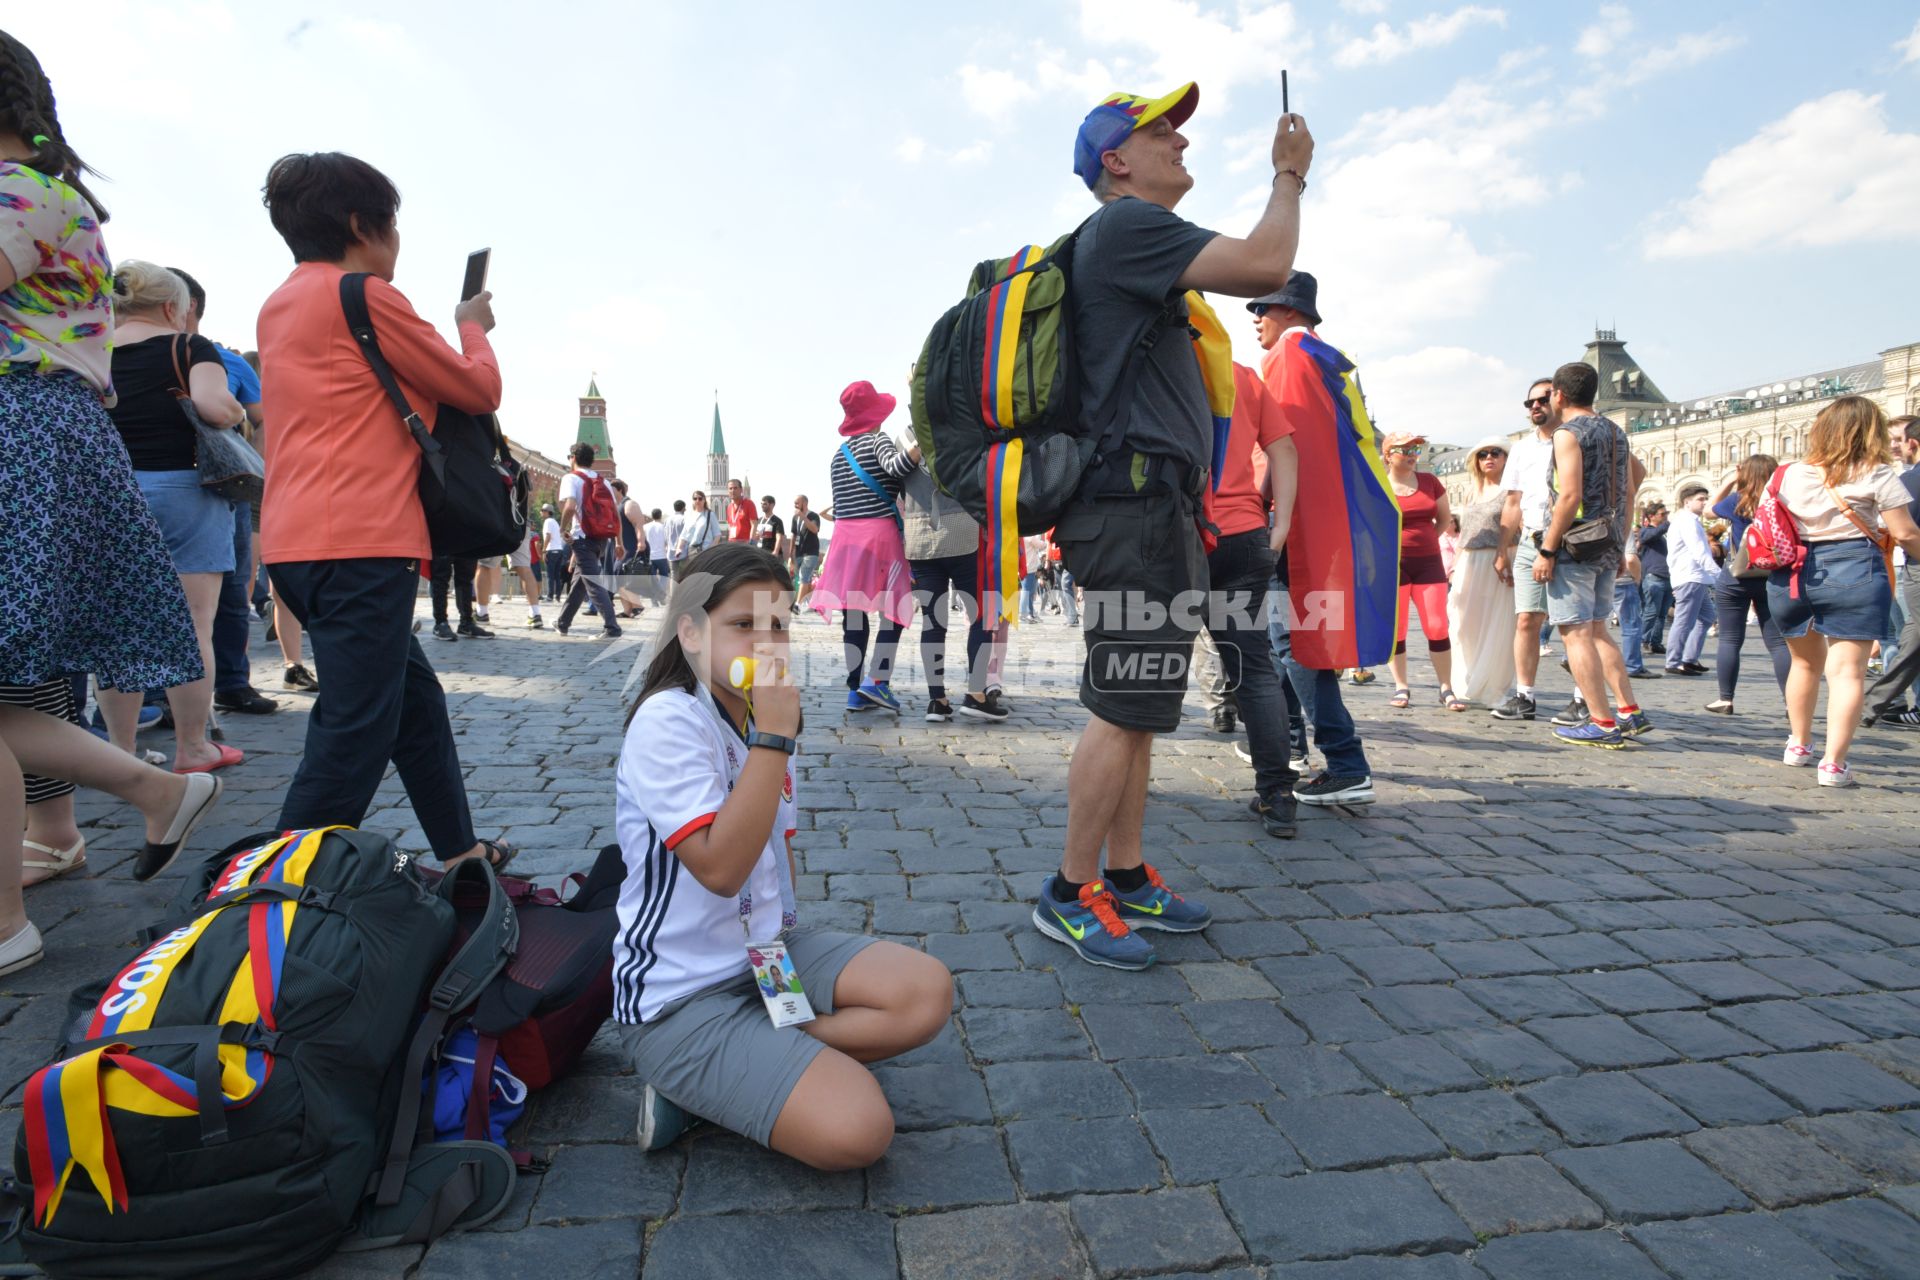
[1397,472,1446,559]
[1204,362,1295,537]
[726,497,756,542]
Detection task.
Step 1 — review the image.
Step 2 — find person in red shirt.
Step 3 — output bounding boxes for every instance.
[725,479,756,543]
[1201,359,1299,837]
[1381,433,1459,709]
[256,151,512,871]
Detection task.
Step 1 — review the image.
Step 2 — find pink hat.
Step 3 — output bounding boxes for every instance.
[838,380,898,438]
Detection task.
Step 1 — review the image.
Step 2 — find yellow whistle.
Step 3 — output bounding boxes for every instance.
[728,656,756,691]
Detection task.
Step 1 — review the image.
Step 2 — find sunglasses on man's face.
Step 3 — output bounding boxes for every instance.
[1388,446,1423,457]
[1252,304,1272,318]
[1523,396,1550,409]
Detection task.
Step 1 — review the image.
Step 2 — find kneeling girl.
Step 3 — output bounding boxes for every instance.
[613,543,951,1170]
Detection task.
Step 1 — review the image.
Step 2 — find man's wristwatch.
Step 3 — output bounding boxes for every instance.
[747,730,799,756]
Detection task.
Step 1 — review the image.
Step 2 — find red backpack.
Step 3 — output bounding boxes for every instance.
[1743,464,1805,593]
[573,469,619,540]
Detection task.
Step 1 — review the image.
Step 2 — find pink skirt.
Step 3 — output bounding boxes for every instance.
[810,516,914,625]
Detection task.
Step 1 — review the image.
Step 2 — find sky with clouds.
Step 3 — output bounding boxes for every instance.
[13,1,1919,507]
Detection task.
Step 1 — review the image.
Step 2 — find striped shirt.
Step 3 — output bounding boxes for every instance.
[828,431,919,520]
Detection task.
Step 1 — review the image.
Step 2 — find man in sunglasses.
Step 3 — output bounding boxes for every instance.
[1493,377,1567,722]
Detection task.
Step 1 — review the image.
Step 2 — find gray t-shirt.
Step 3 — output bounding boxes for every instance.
[1070,196,1219,472]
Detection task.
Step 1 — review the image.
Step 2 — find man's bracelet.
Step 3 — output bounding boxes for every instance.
[1275,168,1307,195]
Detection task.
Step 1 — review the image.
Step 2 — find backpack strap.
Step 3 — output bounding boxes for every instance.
[374,858,518,1208]
[839,441,903,529]
[340,273,446,484]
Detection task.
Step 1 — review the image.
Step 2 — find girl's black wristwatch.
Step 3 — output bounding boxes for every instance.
[747,730,799,756]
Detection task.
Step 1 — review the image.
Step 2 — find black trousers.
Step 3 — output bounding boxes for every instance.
[1207,530,1296,801]
[910,552,989,702]
[269,557,476,860]
[544,550,569,600]
[430,555,478,626]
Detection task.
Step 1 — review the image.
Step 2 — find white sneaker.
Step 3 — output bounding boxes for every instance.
[1817,761,1856,788]
[1232,741,1252,763]
[1782,742,1816,768]
[0,920,44,977]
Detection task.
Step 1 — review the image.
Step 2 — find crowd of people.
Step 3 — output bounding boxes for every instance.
[4,30,1918,1188]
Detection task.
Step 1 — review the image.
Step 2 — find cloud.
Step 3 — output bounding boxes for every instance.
[949,140,994,165]
[1333,6,1507,69]
[1340,0,1390,12]
[957,64,1036,121]
[896,136,928,163]
[1645,90,1920,258]
[1076,0,1310,108]
[1575,5,1632,58]
[1899,16,1920,64]
[1357,346,1525,445]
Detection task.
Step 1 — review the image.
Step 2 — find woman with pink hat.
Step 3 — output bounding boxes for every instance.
[811,381,922,712]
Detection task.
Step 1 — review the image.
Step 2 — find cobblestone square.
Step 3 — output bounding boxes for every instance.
[7,604,1920,1278]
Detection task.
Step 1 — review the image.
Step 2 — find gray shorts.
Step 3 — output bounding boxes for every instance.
[612,929,875,1147]
[1548,556,1618,627]
[1514,539,1548,616]
[509,542,533,570]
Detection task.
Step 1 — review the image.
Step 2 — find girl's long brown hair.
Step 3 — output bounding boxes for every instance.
[1805,396,1890,487]
[1734,453,1778,518]
[626,543,793,727]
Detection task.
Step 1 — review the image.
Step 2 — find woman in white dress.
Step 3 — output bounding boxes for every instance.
[1447,436,1517,707]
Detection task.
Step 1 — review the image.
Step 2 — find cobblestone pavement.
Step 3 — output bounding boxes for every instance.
[8,597,1920,1279]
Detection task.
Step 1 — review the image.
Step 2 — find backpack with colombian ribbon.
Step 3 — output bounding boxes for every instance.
[3,827,521,1279]
[909,206,1234,619]
[417,844,624,1158]
[340,273,530,560]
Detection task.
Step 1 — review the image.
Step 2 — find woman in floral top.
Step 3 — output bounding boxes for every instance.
[0,33,226,979]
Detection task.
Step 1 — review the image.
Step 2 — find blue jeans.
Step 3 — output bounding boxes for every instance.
[1640,573,1672,647]
[1613,575,1645,673]
[1667,581,1712,665]
[557,538,620,634]
[1057,568,1079,625]
[1268,568,1369,777]
[212,502,256,694]
[1018,571,1040,619]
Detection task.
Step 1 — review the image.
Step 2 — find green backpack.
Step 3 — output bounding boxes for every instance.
[909,216,1176,614]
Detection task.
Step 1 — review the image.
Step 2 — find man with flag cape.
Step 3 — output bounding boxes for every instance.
[1248,272,1398,808]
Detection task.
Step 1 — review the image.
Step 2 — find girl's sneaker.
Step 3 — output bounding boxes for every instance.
[1782,741,1816,767]
[926,698,953,722]
[637,1082,704,1151]
[846,690,871,712]
[857,682,902,713]
[1704,699,1734,714]
[1817,761,1856,788]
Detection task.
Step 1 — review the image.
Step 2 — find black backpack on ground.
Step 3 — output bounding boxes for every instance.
[340,274,530,560]
[3,828,518,1279]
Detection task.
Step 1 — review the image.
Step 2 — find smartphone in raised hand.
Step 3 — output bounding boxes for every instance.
[461,248,491,301]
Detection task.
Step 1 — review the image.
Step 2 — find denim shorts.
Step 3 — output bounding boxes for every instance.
[1546,554,1617,626]
[1513,540,1548,615]
[795,554,821,585]
[1768,538,1891,642]
[134,469,236,574]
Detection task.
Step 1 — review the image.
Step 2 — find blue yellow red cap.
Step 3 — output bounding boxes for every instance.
[1072,82,1199,189]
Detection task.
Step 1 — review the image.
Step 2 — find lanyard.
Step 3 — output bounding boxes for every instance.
[692,681,797,939]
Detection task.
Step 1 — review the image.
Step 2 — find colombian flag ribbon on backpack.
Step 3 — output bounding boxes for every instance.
[1183,292,1235,491]
[1261,332,1400,670]
[26,827,338,1225]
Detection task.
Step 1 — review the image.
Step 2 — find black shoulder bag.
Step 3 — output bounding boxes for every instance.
[172,335,266,504]
[339,274,530,560]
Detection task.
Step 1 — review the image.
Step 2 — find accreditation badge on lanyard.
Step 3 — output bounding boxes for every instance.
[696,681,814,1028]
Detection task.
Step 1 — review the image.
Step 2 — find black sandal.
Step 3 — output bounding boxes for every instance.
[473,838,516,872]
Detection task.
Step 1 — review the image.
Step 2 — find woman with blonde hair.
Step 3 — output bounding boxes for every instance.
[102,260,250,773]
[1703,454,1789,714]
[1767,397,1920,786]
[1446,436,1517,707]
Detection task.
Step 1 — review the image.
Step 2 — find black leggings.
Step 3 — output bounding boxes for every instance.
[1714,577,1789,702]
[842,612,903,691]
